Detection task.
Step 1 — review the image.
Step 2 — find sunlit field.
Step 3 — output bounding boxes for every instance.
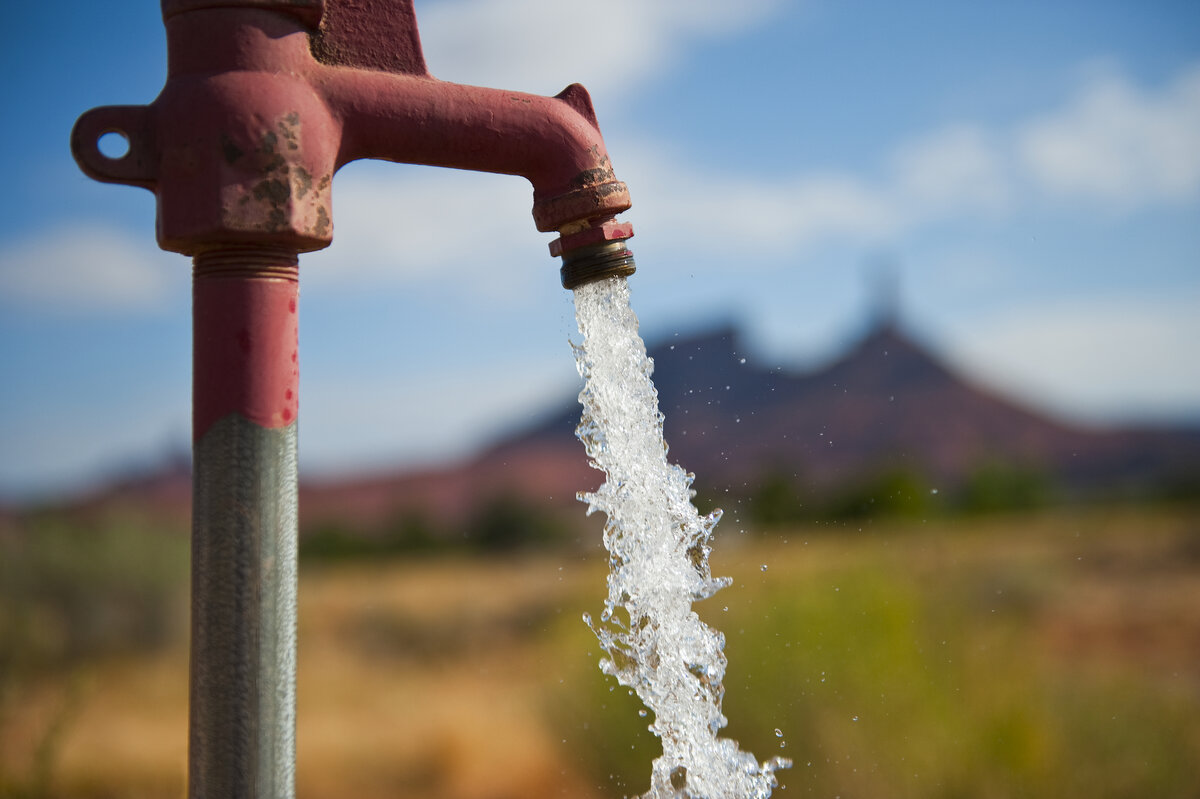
[3,506,1198,798]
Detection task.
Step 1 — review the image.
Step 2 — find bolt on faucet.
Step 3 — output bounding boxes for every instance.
[70,1,636,796]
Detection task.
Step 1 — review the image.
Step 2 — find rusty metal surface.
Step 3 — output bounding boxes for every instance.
[311,0,426,75]
[559,240,637,289]
[549,218,634,258]
[70,0,632,256]
[163,0,324,26]
[322,72,632,232]
[191,413,298,799]
[155,10,339,254]
[70,105,157,190]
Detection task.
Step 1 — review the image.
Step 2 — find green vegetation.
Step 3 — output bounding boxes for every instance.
[299,495,576,562]
[0,512,188,798]
[553,512,1200,798]
[748,471,810,526]
[746,460,1069,527]
[959,461,1054,514]
[466,495,573,553]
[0,512,188,671]
[3,502,1198,798]
[301,512,441,562]
[825,467,939,519]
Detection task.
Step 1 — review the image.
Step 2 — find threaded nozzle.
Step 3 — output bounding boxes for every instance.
[559,240,636,289]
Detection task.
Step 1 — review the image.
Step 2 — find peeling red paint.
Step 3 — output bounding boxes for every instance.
[193,253,299,439]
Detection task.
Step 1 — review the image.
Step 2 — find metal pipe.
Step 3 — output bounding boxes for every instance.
[191,247,299,797]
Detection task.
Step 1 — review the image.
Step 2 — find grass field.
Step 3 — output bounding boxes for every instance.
[2,506,1198,798]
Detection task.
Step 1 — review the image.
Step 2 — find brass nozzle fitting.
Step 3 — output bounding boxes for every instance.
[559,240,637,289]
[552,218,636,289]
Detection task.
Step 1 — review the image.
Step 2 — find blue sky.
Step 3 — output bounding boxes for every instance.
[1,0,1198,499]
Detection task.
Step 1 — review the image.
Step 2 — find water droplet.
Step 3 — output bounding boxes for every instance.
[739,357,746,364]
[775,728,783,737]
[760,564,768,572]
[638,709,647,717]
[852,715,859,722]
[930,488,939,495]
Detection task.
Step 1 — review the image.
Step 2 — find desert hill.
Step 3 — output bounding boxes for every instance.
[302,318,1199,530]
[15,317,1198,532]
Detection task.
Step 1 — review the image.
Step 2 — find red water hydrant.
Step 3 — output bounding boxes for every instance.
[71,1,636,796]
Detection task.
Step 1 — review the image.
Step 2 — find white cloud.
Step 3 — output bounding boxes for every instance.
[302,163,564,307]
[0,224,180,313]
[622,150,896,252]
[943,291,1200,423]
[304,60,1200,294]
[889,124,1011,217]
[310,165,539,274]
[1017,64,1200,207]
[613,125,1004,260]
[415,0,784,103]
[619,62,1200,262]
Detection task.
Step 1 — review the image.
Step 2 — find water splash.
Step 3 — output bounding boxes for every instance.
[571,277,790,799]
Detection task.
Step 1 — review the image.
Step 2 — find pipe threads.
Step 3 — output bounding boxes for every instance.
[559,240,636,290]
[194,246,300,282]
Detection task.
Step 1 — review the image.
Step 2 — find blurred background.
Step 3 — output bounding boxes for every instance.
[1,1,1198,797]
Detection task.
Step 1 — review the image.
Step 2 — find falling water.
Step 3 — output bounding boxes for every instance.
[572,276,790,799]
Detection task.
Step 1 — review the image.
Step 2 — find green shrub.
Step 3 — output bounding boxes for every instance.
[553,527,1200,798]
[0,513,188,798]
[750,471,810,526]
[466,496,570,553]
[959,461,1053,514]
[300,513,441,562]
[826,467,936,520]
[0,514,188,671]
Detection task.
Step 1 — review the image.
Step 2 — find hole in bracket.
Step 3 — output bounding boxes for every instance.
[98,131,130,160]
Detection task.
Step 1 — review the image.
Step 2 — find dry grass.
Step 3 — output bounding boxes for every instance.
[3,506,1199,798]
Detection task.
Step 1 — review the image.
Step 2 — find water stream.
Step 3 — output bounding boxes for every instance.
[572,276,790,799]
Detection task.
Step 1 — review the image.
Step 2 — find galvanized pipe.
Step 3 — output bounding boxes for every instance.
[191,248,299,798]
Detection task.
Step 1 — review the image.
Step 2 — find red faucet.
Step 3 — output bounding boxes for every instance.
[70,2,636,796]
[72,0,634,262]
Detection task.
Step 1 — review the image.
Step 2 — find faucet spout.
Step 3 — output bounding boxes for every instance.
[322,72,631,234]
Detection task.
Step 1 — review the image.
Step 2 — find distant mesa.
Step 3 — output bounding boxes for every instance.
[13,314,1200,530]
[477,317,1200,511]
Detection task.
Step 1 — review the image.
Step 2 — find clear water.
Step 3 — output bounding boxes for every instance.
[572,277,790,799]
